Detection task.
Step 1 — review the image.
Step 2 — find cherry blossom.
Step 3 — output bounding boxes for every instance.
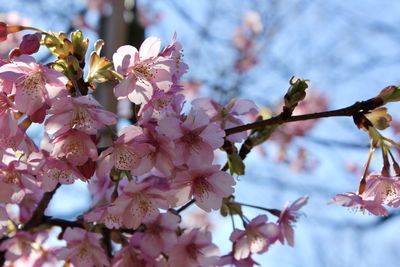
[0,92,18,138]
[0,55,68,116]
[230,215,279,260]
[168,228,219,267]
[111,234,161,267]
[0,160,38,204]
[0,231,35,261]
[96,125,153,178]
[107,180,169,229]
[332,192,388,216]
[172,165,235,212]
[112,37,173,105]
[45,95,117,136]
[139,212,180,257]
[51,130,97,166]
[157,108,225,166]
[58,227,109,267]
[363,172,400,207]
[277,195,308,246]
[218,252,259,267]
[192,97,258,142]
[39,157,84,191]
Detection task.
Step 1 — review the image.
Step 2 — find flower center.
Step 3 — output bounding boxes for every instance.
[22,72,44,97]
[65,140,82,155]
[114,146,139,170]
[48,168,72,182]
[4,170,20,184]
[133,64,154,82]
[71,105,94,131]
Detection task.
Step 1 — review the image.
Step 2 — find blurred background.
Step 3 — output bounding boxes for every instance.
[1,0,400,266]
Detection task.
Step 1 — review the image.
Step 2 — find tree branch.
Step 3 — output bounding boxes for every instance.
[225,97,383,136]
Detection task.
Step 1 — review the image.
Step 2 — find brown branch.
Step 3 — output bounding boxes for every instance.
[225,97,383,136]
[22,184,61,231]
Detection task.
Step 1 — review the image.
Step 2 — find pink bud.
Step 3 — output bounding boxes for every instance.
[19,33,41,55]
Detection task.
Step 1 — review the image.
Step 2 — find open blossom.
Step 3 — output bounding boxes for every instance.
[58,227,109,267]
[45,95,117,136]
[139,212,180,257]
[111,234,161,267]
[363,172,400,207]
[0,92,18,138]
[40,157,84,192]
[0,232,35,261]
[84,204,122,229]
[0,160,38,204]
[157,108,225,166]
[217,252,259,267]
[278,196,308,246]
[51,130,97,166]
[113,37,173,105]
[192,97,258,142]
[230,215,279,260]
[0,55,68,115]
[172,165,235,212]
[160,33,188,83]
[96,126,153,178]
[140,89,184,120]
[332,192,388,216]
[108,180,169,229]
[168,229,219,267]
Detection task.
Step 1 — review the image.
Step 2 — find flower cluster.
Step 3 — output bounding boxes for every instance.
[0,23,310,267]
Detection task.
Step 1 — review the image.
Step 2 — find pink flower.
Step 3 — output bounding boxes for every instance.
[0,55,68,115]
[84,204,122,229]
[19,33,41,55]
[157,108,225,166]
[192,97,258,142]
[332,192,388,216]
[160,33,188,83]
[168,228,219,267]
[217,252,259,267]
[51,130,97,166]
[363,172,400,207]
[140,89,184,120]
[40,157,84,191]
[139,212,180,257]
[107,180,169,229]
[0,91,18,138]
[230,215,279,260]
[172,165,235,212]
[111,234,160,267]
[0,160,39,204]
[96,126,153,178]
[277,196,308,246]
[0,231,35,261]
[58,227,109,267]
[113,37,173,105]
[45,95,117,136]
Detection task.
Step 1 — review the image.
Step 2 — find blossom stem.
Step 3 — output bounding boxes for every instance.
[232,201,281,217]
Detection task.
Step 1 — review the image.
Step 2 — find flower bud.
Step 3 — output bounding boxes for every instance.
[376,85,400,104]
[19,33,41,55]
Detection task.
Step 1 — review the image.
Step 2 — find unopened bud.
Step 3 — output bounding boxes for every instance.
[376,85,400,104]
[19,33,41,55]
